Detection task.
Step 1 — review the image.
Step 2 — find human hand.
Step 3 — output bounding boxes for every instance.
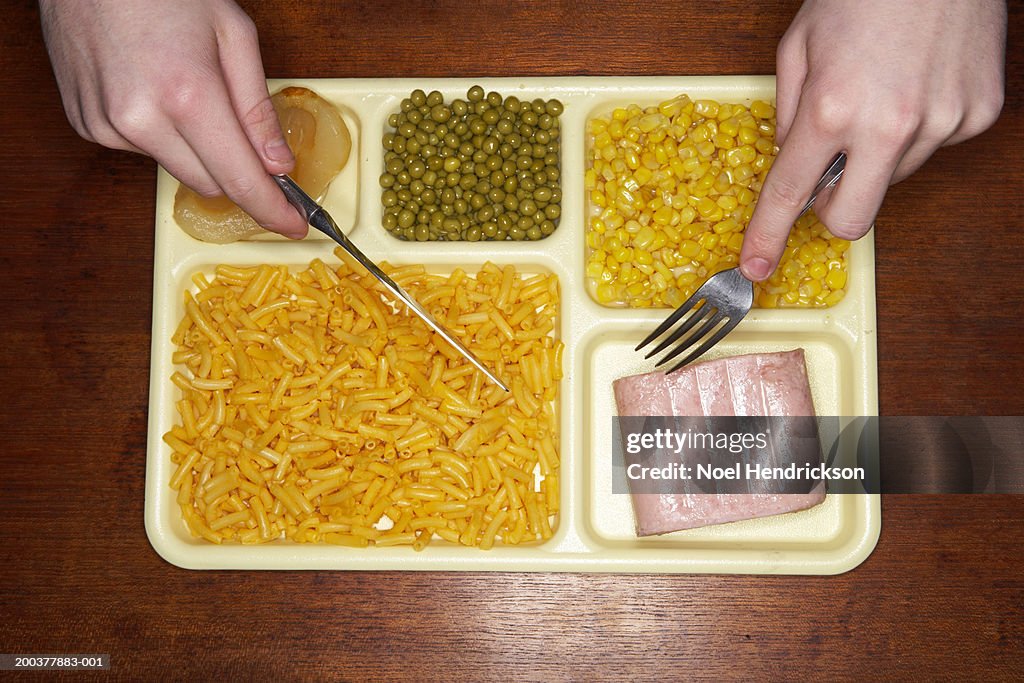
[739,0,1006,281]
[39,0,307,238]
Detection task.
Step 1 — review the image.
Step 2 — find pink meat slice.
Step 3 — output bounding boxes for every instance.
[613,349,825,536]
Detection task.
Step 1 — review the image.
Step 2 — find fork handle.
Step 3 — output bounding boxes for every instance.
[800,152,846,216]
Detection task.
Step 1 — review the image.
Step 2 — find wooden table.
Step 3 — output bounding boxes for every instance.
[2,1,1021,678]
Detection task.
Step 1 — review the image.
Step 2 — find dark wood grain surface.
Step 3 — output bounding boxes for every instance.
[1,1,1022,679]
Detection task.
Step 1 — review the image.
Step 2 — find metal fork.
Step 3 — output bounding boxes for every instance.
[635,152,847,374]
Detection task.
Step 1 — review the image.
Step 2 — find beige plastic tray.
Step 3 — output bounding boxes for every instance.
[145,76,880,573]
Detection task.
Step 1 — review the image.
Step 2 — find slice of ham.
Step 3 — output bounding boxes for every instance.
[613,349,826,536]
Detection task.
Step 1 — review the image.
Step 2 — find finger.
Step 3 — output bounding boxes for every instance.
[148,136,221,197]
[774,28,807,146]
[173,77,307,238]
[809,147,893,241]
[215,11,295,175]
[739,121,839,281]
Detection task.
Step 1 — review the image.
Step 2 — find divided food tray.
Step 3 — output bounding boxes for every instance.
[145,76,880,573]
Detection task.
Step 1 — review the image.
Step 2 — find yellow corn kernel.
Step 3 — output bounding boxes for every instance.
[595,283,618,304]
[750,100,774,119]
[694,99,720,118]
[825,268,848,291]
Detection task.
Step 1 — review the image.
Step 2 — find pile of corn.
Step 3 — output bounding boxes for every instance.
[585,95,849,308]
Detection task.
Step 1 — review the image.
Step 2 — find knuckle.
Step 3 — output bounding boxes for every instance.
[872,103,922,148]
[807,91,852,137]
[760,175,806,213]
[220,175,260,204]
[159,78,209,123]
[241,97,280,136]
[965,87,1005,136]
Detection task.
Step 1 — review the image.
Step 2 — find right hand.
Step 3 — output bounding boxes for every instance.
[39,0,308,238]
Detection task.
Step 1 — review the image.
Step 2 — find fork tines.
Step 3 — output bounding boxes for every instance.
[634,267,752,374]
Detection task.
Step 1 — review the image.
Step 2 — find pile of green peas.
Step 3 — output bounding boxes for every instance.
[380,86,563,241]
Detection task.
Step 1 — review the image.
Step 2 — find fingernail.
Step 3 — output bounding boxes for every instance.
[743,257,771,281]
[265,138,293,164]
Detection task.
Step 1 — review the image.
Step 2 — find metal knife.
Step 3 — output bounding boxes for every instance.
[272,175,509,392]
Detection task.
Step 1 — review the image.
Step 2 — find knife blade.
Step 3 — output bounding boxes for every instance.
[272,174,509,392]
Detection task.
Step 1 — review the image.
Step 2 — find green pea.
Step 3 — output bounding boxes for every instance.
[482,109,499,125]
[509,226,525,240]
[521,110,538,126]
[466,226,481,242]
[380,173,395,189]
[421,188,437,205]
[526,226,542,240]
[413,224,429,241]
[467,85,485,102]
[397,209,415,228]
[546,99,564,116]
[382,212,398,230]
[392,136,406,154]
[544,204,560,220]
[430,105,451,123]
[496,119,513,135]
[540,220,556,236]
[503,95,521,113]
[426,90,443,106]
[382,190,398,207]
[452,100,468,117]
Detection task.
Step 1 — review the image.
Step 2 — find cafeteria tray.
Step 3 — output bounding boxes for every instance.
[145,76,880,573]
